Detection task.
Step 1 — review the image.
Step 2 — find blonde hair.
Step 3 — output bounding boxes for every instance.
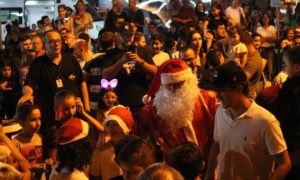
[0,162,21,180]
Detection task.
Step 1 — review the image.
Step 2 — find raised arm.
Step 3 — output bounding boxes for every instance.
[102,53,129,80]
[75,97,104,132]
[0,126,31,179]
[18,86,34,105]
[80,82,90,112]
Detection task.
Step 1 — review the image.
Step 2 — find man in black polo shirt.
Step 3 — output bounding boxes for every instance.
[18,30,89,159]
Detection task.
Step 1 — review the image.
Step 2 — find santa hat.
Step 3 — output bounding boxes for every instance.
[142,59,194,104]
[57,118,89,145]
[104,105,134,135]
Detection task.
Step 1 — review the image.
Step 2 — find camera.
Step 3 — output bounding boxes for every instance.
[127,45,136,53]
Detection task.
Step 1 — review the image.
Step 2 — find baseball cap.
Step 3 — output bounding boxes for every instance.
[212,61,248,90]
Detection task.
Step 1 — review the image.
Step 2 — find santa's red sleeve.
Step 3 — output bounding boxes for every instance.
[134,102,158,138]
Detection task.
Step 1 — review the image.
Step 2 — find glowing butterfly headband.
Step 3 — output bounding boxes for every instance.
[101,79,118,89]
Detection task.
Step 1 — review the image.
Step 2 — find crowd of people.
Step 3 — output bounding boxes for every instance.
[0,0,300,179]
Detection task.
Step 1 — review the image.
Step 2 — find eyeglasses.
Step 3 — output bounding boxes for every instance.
[48,39,61,45]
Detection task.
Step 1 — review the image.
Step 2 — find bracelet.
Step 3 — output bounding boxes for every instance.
[140,59,145,65]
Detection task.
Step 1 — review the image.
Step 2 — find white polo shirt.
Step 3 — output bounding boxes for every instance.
[214,101,287,180]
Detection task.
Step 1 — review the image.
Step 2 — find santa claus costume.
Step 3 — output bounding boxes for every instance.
[138,59,218,159]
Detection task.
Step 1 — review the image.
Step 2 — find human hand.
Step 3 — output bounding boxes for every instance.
[127,52,143,64]
[31,163,46,170]
[120,53,130,64]
[0,81,8,90]
[20,171,31,180]
[17,95,34,106]
[75,97,84,114]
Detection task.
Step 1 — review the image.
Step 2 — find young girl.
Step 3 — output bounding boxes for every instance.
[96,79,119,123]
[13,103,52,179]
[227,26,248,68]
[90,105,134,180]
[203,3,228,37]
[281,27,295,52]
[56,4,73,32]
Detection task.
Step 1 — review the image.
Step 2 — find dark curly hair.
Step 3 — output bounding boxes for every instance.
[56,136,93,173]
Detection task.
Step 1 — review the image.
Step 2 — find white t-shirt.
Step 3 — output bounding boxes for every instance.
[153,51,170,66]
[227,42,248,62]
[225,6,245,26]
[49,163,89,180]
[256,26,276,47]
[214,101,287,180]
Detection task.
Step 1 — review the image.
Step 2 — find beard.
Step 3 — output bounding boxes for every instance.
[153,75,199,132]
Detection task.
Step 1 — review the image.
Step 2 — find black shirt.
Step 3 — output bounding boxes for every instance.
[124,8,144,32]
[83,48,124,115]
[103,47,154,107]
[104,10,128,32]
[26,54,84,131]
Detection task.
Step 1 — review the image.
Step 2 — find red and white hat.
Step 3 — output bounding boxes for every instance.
[142,59,193,104]
[104,105,134,135]
[57,118,89,145]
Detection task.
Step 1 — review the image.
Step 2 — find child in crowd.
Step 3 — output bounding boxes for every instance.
[54,89,103,132]
[51,90,104,163]
[95,79,119,146]
[49,118,92,180]
[90,105,134,180]
[168,142,205,180]
[0,59,21,120]
[13,103,51,179]
[116,136,157,180]
[151,33,170,66]
[252,33,262,52]
[96,89,119,124]
[280,27,295,52]
[228,26,248,68]
[138,163,184,180]
[0,123,31,179]
[0,162,21,179]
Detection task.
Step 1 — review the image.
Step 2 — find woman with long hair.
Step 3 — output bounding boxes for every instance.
[73,0,93,38]
[256,13,276,80]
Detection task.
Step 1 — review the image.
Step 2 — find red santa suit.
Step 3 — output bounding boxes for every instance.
[137,59,217,158]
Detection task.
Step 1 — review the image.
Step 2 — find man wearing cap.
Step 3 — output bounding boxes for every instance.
[102,26,157,116]
[205,62,291,180]
[139,59,217,159]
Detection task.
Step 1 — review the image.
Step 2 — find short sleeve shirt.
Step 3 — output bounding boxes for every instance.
[103,47,155,107]
[244,51,263,97]
[25,54,84,129]
[214,101,287,179]
[13,133,43,166]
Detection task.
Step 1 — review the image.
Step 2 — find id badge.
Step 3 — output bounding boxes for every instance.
[56,79,63,88]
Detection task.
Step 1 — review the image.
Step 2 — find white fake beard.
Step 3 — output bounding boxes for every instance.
[153,76,199,132]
